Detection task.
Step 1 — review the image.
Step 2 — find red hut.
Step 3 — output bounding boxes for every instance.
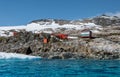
[52,33,68,40]
[43,38,48,44]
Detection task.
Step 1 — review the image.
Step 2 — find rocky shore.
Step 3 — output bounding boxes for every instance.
[0,29,120,60]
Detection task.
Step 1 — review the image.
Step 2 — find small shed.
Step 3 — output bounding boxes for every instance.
[80,29,92,38]
[43,38,48,44]
[41,33,51,43]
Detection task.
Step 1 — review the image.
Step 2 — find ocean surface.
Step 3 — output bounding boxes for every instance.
[0,58,120,77]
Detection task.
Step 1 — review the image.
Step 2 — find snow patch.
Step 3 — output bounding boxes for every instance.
[0,52,41,59]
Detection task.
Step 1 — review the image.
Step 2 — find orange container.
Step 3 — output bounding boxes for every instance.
[43,38,48,44]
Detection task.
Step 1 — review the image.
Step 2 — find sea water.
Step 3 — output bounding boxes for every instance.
[0,58,120,77]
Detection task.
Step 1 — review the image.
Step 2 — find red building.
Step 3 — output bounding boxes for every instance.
[52,33,68,39]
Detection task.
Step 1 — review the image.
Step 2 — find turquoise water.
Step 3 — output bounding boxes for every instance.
[0,59,120,77]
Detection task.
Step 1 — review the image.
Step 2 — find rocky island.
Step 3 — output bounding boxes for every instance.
[0,14,120,60]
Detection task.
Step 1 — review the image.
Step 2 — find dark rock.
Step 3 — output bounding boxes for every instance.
[50,56,62,59]
[62,52,73,59]
[26,46,32,55]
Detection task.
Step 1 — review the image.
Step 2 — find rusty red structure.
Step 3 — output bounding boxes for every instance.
[52,33,68,39]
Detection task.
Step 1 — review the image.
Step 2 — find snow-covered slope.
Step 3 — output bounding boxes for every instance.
[0,19,102,37]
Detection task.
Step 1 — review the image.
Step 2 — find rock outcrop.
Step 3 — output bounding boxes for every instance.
[0,30,120,60]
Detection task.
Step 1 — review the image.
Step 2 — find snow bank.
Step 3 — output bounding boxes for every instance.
[0,22,100,32]
[26,22,99,31]
[0,52,41,59]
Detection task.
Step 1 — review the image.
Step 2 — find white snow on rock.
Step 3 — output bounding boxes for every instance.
[0,25,26,37]
[26,22,100,32]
